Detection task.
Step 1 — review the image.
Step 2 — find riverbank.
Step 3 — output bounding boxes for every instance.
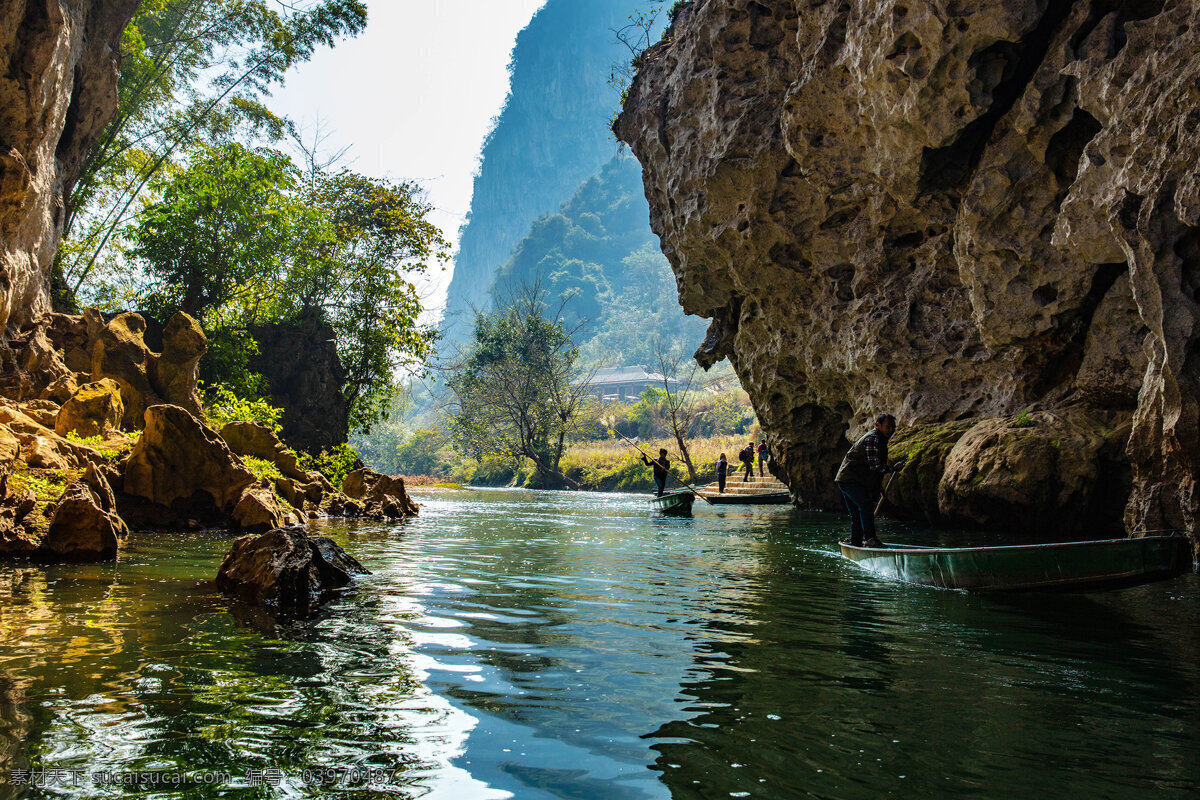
[435,434,771,492]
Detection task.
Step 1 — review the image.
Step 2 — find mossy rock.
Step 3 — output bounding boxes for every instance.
[887,420,974,523]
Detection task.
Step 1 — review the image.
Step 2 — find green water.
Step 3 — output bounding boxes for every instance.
[0,488,1197,798]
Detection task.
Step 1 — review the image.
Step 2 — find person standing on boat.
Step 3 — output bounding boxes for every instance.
[716,453,729,493]
[834,413,904,547]
[739,442,755,481]
[642,448,671,497]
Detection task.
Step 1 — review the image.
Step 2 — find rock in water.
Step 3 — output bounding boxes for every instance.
[44,482,126,561]
[216,528,369,612]
[341,468,418,518]
[615,0,1200,539]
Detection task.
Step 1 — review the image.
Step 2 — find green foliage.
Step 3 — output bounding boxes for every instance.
[131,143,310,322]
[203,384,284,434]
[447,284,590,488]
[121,141,446,435]
[1014,408,1036,428]
[9,467,69,506]
[394,429,452,476]
[492,155,706,368]
[242,456,284,483]
[62,0,368,294]
[298,443,359,489]
[64,431,137,465]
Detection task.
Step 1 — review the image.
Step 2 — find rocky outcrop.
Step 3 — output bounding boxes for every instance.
[215,527,369,613]
[248,315,348,455]
[124,404,255,516]
[341,468,419,519]
[616,0,1200,541]
[44,480,125,560]
[54,378,122,437]
[88,310,210,428]
[0,0,140,335]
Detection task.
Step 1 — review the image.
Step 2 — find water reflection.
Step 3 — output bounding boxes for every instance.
[0,489,1195,799]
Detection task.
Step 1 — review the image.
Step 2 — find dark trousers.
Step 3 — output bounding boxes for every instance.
[758,456,765,477]
[742,460,752,481]
[718,472,726,492]
[654,475,666,497]
[837,481,877,546]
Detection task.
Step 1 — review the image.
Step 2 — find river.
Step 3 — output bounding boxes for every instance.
[0,488,1197,798]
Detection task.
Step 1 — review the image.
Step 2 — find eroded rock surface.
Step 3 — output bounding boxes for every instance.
[216,527,369,613]
[0,0,140,335]
[616,0,1200,539]
[342,468,419,519]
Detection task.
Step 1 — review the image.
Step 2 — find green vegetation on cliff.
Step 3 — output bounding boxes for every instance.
[491,153,706,366]
[110,140,448,435]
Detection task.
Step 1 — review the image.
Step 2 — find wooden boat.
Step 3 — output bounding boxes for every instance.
[698,474,791,505]
[704,490,791,505]
[839,535,1192,592]
[649,490,696,516]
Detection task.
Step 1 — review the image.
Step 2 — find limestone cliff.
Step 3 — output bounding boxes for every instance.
[0,0,138,334]
[616,0,1200,542]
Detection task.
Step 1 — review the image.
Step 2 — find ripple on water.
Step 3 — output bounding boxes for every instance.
[0,490,1197,799]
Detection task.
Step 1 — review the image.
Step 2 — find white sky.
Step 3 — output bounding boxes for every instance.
[270,0,548,321]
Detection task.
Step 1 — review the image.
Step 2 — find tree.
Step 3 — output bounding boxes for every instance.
[447,284,592,488]
[125,141,447,432]
[60,0,368,296]
[651,338,701,482]
[287,168,448,430]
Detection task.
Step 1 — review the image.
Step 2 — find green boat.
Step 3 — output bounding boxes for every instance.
[839,535,1192,591]
[649,490,696,516]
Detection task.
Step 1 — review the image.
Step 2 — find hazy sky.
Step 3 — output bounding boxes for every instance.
[270,0,548,318]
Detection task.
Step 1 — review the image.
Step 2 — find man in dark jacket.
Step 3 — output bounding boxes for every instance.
[642,448,671,497]
[834,413,904,547]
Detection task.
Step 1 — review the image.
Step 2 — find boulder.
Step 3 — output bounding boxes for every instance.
[219,421,309,481]
[54,378,123,438]
[342,468,419,518]
[90,312,164,430]
[81,462,118,512]
[153,313,206,417]
[0,404,103,470]
[44,482,126,561]
[19,400,59,428]
[123,404,254,513]
[40,374,80,405]
[215,527,369,612]
[231,484,297,533]
[0,487,39,555]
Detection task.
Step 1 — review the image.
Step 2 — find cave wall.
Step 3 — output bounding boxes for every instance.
[0,0,138,335]
[615,0,1200,537]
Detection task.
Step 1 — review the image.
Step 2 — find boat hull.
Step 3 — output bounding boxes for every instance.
[649,490,695,516]
[839,535,1192,592]
[702,491,790,505]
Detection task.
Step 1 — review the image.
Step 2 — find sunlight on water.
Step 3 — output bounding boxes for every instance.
[0,487,1197,798]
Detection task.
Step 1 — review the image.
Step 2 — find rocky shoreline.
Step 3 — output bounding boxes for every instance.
[0,307,413,610]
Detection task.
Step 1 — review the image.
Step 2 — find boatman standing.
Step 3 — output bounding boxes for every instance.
[642,448,671,497]
[834,413,905,547]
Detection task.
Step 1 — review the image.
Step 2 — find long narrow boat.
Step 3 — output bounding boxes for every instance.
[839,535,1192,592]
[704,490,791,505]
[649,490,696,516]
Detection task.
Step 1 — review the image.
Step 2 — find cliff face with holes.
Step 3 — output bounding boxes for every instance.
[616,0,1200,542]
[0,0,137,335]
